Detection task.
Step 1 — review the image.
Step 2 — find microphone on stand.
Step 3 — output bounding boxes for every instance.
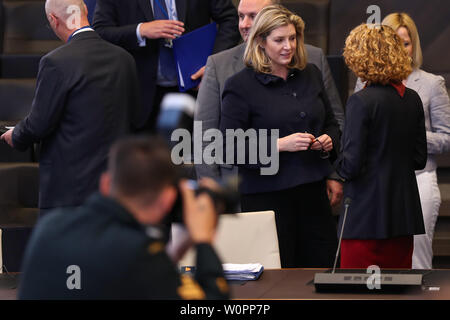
[314,197,423,293]
[332,197,351,273]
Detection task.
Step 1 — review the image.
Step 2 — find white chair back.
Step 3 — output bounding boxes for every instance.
[172,210,281,269]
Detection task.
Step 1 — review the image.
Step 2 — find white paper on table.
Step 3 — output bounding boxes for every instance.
[222,263,263,273]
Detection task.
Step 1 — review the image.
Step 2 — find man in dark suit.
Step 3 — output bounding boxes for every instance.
[1,0,140,216]
[18,137,229,300]
[93,0,240,131]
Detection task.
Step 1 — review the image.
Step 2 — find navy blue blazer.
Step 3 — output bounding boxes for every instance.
[336,84,427,239]
[220,65,340,194]
[93,0,240,128]
[12,31,139,209]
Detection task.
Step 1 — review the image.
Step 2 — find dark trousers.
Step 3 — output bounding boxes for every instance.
[241,180,338,268]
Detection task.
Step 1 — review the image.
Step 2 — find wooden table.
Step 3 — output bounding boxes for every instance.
[230,269,450,300]
[2,269,450,300]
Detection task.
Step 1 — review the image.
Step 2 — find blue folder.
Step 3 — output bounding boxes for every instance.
[172,22,217,92]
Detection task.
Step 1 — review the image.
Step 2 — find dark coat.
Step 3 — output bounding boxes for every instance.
[18,194,229,300]
[93,0,240,128]
[220,64,341,194]
[12,31,139,209]
[336,84,427,239]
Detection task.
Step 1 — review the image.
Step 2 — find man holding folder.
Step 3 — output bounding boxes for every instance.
[93,0,240,132]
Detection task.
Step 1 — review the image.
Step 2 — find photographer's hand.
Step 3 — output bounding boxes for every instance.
[179,180,217,244]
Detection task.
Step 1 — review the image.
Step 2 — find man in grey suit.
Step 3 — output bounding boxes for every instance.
[194,0,344,207]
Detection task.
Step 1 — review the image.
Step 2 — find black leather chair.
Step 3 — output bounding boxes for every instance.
[0,78,35,120]
[0,78,36,162]
[0,163,39,226]
[0,163,39,272]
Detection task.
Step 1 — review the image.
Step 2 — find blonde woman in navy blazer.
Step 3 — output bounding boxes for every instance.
[220,5,340,268]
[355,13,450,269]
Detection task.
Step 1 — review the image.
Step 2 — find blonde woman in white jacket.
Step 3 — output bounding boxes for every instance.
[355,13,450,269]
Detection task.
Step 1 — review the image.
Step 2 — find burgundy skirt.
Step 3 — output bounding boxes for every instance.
[340,236,413,269]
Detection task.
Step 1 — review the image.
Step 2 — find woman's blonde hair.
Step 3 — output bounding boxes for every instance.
[382,12,423,69]
[244,4,307,74]
[343,24,412,85]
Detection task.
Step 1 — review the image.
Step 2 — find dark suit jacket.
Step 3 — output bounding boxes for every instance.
[12,31,140,209]
[220,65,340,194]
[18,194,229,300]
[336,84,427,239]
[93,0,240,128]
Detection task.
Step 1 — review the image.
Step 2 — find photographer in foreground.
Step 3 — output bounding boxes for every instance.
[18,136,229,300]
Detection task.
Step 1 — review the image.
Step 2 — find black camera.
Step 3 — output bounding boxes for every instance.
[185,177,241,215]
[167,165,241,225]
[155,93,240,224]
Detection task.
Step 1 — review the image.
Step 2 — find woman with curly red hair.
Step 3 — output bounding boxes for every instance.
[336,24,427,269]
[355,13,450,270]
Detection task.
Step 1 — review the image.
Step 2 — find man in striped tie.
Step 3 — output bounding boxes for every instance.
[93,0,240,133]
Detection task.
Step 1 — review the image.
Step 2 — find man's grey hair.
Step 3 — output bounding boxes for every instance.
[45,0,86,19]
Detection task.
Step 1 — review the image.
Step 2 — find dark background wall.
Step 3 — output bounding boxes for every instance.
[327,0,450,88]
[232,0,450,88]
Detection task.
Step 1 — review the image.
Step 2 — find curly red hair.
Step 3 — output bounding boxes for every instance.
[343,24,412,85]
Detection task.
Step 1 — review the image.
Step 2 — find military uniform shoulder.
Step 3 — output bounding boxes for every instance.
[37,206,79,226]
[27,206,80,246]
[146,238,166,256]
